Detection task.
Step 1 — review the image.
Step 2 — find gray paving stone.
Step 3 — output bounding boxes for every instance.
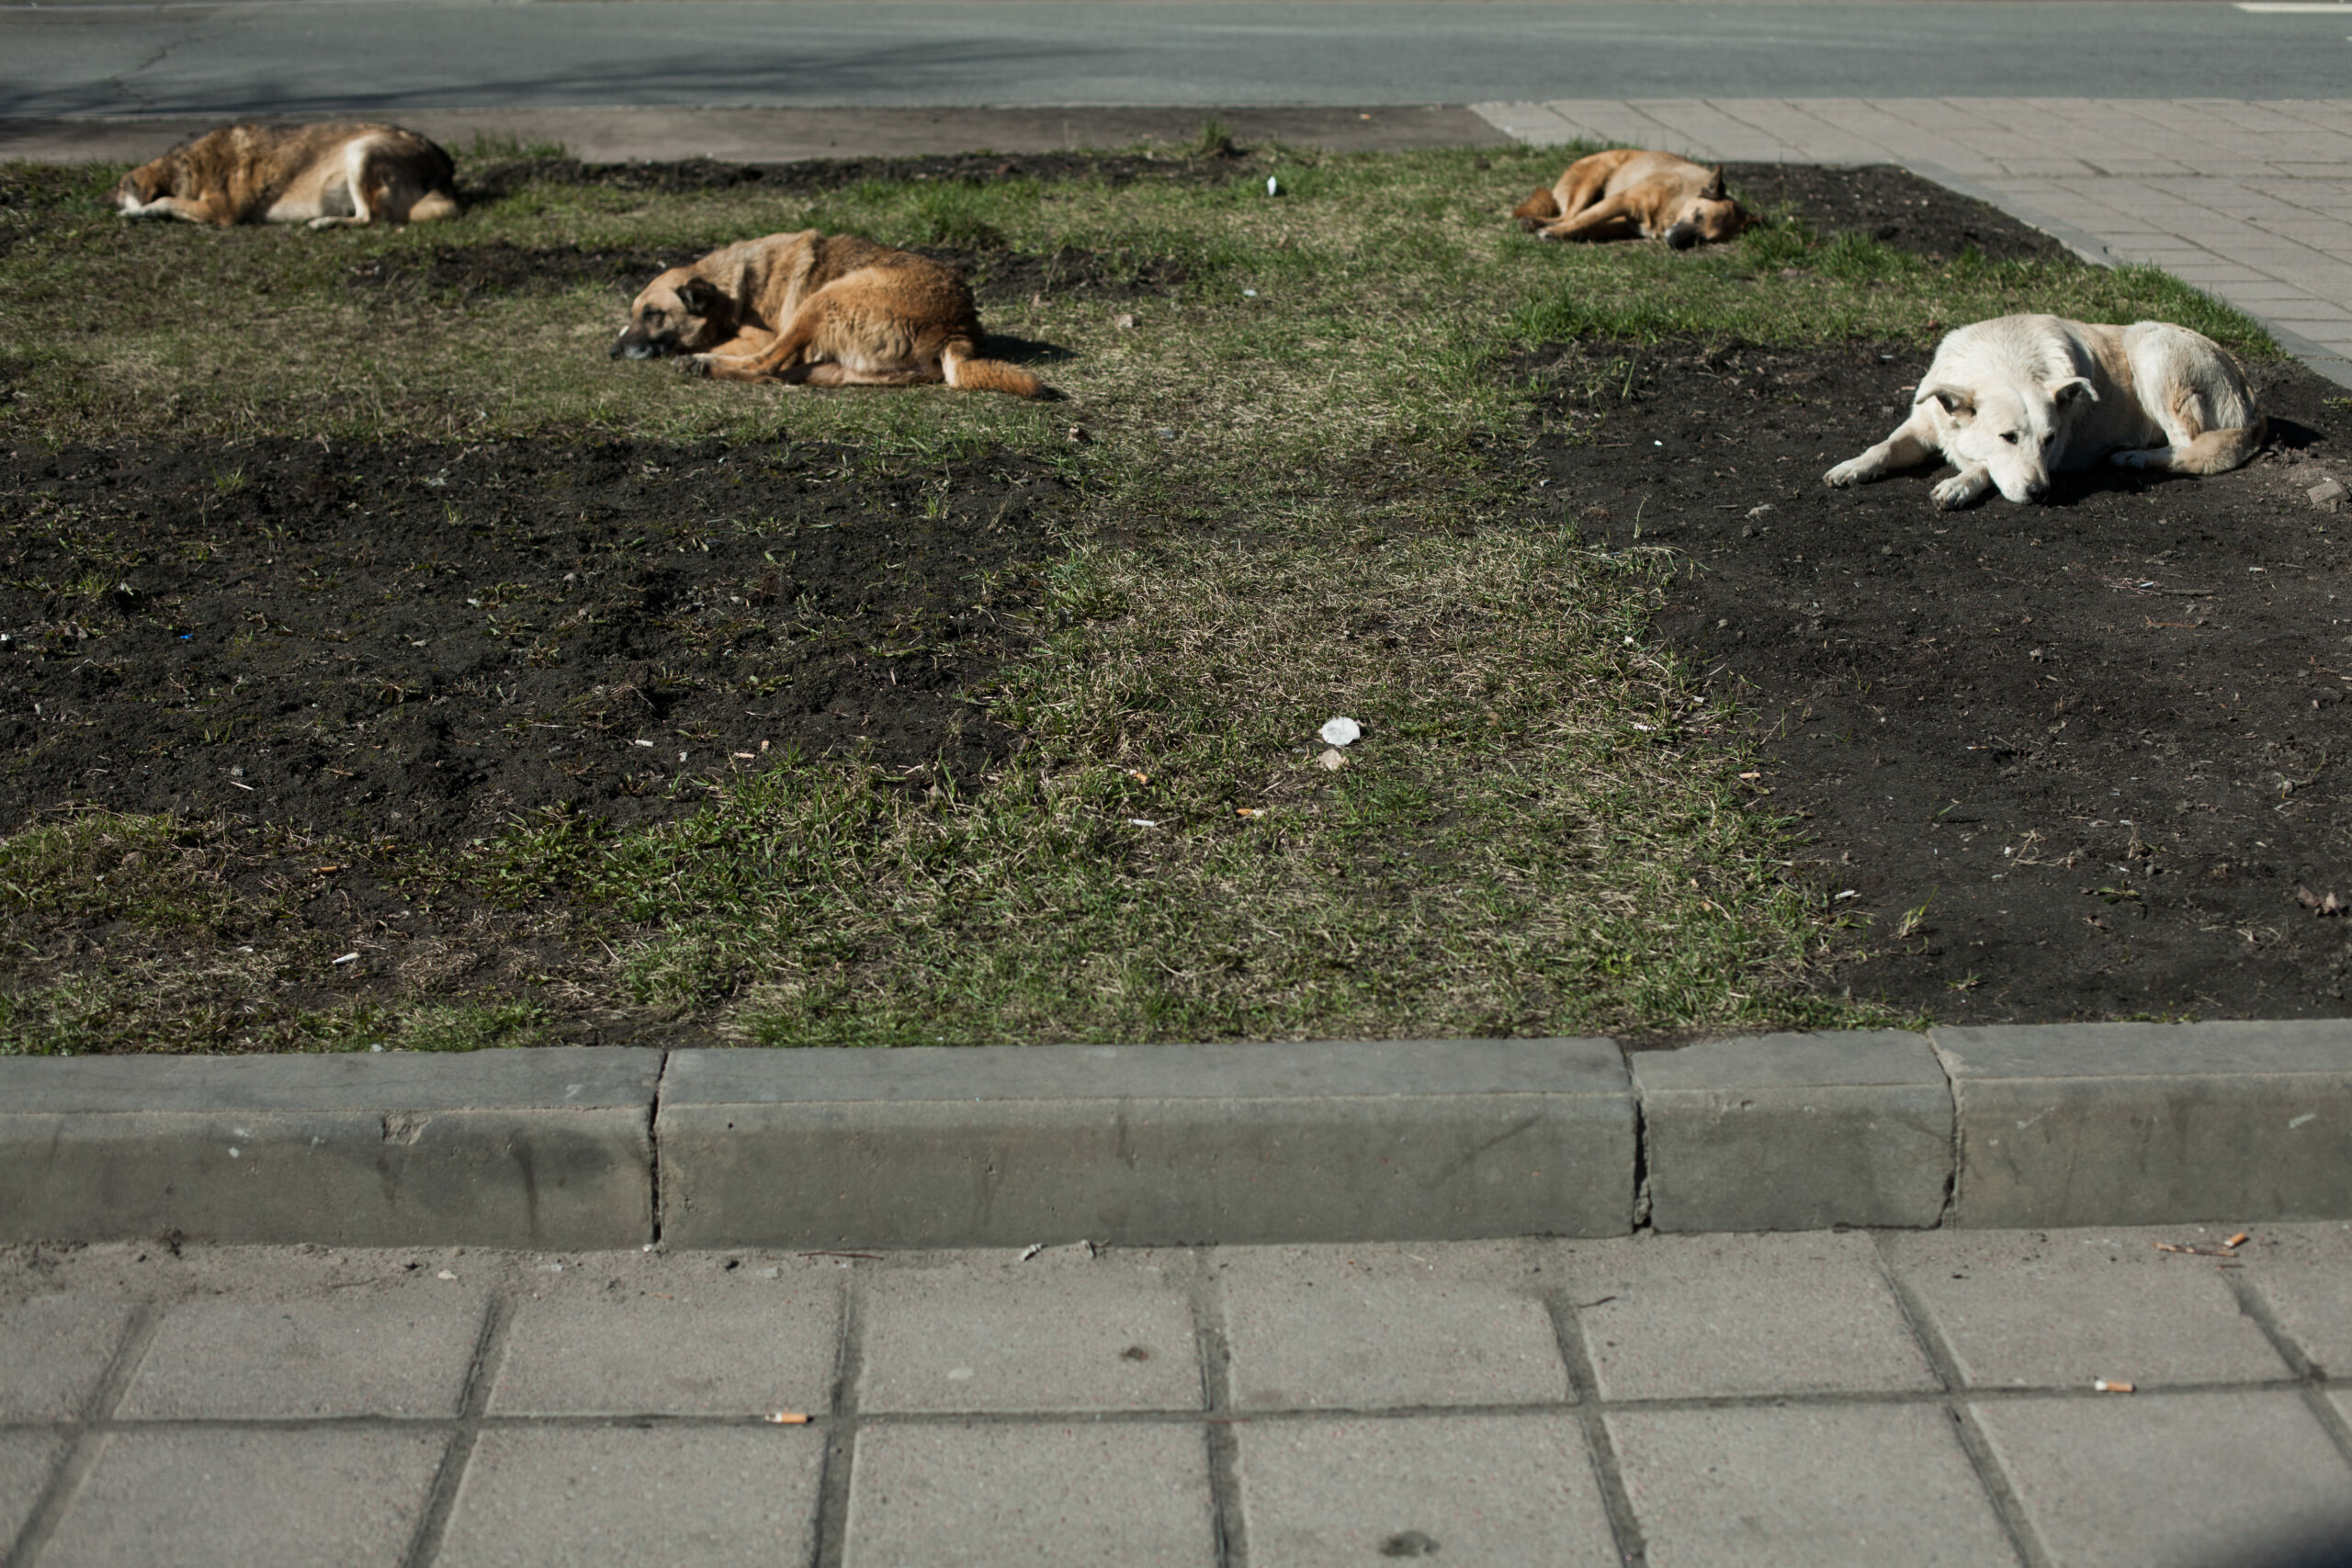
[1560,1232,1939,1400]
[658,1038,1636,1247]
[0,1292,134,1419]
[1237,1414,1618,1567]
[1882,1229,2290,1388]
[1973,1392,2352,1568]
[1218,1244,1568,1412]
[436,1427,823,1568]
[859,1249,1201,1414]
[2248,1254,2352,1378]
[1631,1030,1951,1232]
[490,1270,841,1416]
[844,1422,1215,1568]
[119,1288,488,1418]
[0,1431,63,1550]
[1608,1404,2020,1568]
[39,1427,445,1568]
[1931,1020,2352,1227]
[0,1047,661,1248]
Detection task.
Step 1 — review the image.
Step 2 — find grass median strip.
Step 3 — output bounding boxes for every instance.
[0,141,2279,1051]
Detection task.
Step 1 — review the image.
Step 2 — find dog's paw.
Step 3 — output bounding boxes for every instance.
[1823,458,1871,489]
[1930,475,1983,510]
[677,355,715,378]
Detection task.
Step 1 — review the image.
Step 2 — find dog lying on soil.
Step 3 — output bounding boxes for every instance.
[1512,149,1750,249]
[114,123,459,229]
[611,231,1046,397]
[1824,313,2266,509]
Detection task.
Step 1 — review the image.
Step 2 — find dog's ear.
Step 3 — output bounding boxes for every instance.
[1917,384,1975,418]
[674,277,724,318]
[2048,376,2098,408]
[1703,166,1726,201]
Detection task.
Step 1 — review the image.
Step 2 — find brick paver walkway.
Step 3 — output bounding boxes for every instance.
[6,1224,2352,1566]
[1475,98,2352,387]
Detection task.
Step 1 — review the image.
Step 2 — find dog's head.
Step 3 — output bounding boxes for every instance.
[612,270,733,360]
[1660,168,1750,251]
[1919,375,2098,503]
[112,159,170,214]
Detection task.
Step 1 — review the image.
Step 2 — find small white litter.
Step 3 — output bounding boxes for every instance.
[333,952,359,965]
[1319,716,1363,747]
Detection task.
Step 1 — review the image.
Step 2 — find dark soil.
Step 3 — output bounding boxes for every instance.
[348,240,1190,310]
[460,149,1254,204]
[1724,163,2073,264]
[1526,339,2352,1025]
[0,438,1070,846]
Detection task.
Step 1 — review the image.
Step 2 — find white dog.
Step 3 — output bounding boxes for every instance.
[1824,313,2265,509]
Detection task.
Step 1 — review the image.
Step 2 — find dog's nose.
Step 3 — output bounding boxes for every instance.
[1664,222,1699,251]
[2022,479,2049,502]
[608,337,627,359]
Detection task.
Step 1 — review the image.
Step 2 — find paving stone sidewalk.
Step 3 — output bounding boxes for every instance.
[1474,97,2352,388]
[6,1224,2352,1567]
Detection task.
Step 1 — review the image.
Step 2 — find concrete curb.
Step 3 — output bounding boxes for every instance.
[4,1022,2348,1247]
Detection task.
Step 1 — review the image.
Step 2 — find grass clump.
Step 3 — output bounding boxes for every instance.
[471,528,1842,1044]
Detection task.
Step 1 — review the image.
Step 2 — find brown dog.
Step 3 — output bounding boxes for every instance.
[1513,150,1749,250]
[114,122,459,229]
[612,231,1045,397]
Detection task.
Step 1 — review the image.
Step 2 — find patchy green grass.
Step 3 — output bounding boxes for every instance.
[0,140,2266,1050]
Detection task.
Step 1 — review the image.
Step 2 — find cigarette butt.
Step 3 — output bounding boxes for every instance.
[764,1412,809,1425]
[2093,1380,2135,1393]
[2224,1232,2249,1248]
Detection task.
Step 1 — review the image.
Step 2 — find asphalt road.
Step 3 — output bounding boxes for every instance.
[0,2,2346,118]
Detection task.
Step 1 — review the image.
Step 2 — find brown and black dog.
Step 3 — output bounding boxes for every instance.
[1513,149,1749,250]
[114,122,459,229]
[612,231,1045,397]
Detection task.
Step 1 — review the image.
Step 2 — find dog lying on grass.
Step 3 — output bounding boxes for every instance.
[1825,314,2266,509]
[114,123,459,229]
[1512,149,1750,249]
[612,231,1046,397]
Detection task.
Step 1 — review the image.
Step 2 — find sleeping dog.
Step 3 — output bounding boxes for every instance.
[115,122,458,229]
[1825,313,2266,509]
[612,231,1045,397]
[1513,149,1750,249]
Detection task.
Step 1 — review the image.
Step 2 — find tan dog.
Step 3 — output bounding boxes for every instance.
[114,123,458,229]
[612,231,1045,397]
[1513,150,1749,250]
[1825,314,2266,510]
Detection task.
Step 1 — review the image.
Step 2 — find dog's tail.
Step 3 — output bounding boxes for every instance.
[1511,187,1561,229]
[2166,414,2267,475]
[942,341,1045,399]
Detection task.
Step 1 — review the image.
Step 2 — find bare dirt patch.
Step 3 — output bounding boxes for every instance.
[1,438,1069,846]
[1528,340,2352,1025]
[459,149,1256,204]
[1724,163,2073,265]
[348,241,1190,311]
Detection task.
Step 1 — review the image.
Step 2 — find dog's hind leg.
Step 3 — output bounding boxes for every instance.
[1824,416,1938,490]
[2109,326,2267,475]
[2109,387,2267,475]
[305,139,381,229]
[1538,194,1641,243]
